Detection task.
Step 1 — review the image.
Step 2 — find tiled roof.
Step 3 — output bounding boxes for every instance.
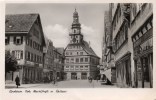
[5,14,39,32]
[82,41,99,58]
[67,41,99,58]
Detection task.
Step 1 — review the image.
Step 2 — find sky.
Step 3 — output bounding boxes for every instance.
[6,3,109,58]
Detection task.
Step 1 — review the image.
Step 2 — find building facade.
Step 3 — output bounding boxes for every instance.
[53,47,64,81]
[101,7,116,83]
[5,14,46,84]
[43,38,54,82]
[111,4,134,87]
[106,3,153,88]
[130,3,153,88]
[64,9,100,80]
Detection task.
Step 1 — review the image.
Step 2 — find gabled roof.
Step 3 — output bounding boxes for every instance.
[5,14,39,32]
[66,41,99,58]
[82,41,99,58]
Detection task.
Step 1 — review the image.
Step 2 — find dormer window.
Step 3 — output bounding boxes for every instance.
[14,36,23,45]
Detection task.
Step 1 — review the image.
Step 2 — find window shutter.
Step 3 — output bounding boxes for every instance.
[14,36,16,44]
[25,51,27,60]
[21,51,23,59]
[21,36,23,44]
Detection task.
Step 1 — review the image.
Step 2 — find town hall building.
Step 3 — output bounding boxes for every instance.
[64,9,100,80]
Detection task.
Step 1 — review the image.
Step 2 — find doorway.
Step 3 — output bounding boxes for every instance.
[71,72,77,80]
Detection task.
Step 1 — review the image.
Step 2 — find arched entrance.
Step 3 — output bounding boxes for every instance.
[71,72,77,80]
[81,72,87,80]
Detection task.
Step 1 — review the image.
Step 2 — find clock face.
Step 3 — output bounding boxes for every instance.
[73,37,76,43]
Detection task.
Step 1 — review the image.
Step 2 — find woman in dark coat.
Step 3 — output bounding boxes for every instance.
[15,75,20,88]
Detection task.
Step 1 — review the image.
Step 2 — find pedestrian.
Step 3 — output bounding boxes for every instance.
[15,75,20,88]
[96,77,99,82]
[90,76,92,83]
[76,76,77,80]
[53,77,56,84]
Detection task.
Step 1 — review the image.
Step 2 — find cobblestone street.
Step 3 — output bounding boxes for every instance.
[5,80,117,89]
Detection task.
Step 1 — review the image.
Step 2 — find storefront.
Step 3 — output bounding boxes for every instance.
[132,17,153,88]
[81,72,87,80]
[116,52,132,87]
[71,72,77,80]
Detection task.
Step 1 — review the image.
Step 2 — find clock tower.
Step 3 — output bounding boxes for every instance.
[70,9,83,44]
[64,9,100,80]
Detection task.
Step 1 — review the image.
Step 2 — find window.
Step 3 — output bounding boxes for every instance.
[31,53,33,61]
[14,36,23,45]
[74,30,76,33]
[71,58,74,63]
[85,58,88,62]
[77,52,79,55]
[5,36,10,45]
[66,58,69,63]
[70,66,74,69]
[80,58,83,62]
[75,66,79,70]
[66,66,69,68]
[70,52,72,55]
[12,50,23,60]
[76,58,79,63]
[80,66,83,69]
[85,66,88,68]
[115,24,128,51]
[28,52,30,61]
[80,52,83,55]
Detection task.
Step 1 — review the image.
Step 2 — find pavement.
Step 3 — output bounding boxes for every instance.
[5,80,117,89]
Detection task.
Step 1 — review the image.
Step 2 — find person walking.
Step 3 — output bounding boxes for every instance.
[96,77,99,82]
[90,76,92,83]
[15,75,20,88]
